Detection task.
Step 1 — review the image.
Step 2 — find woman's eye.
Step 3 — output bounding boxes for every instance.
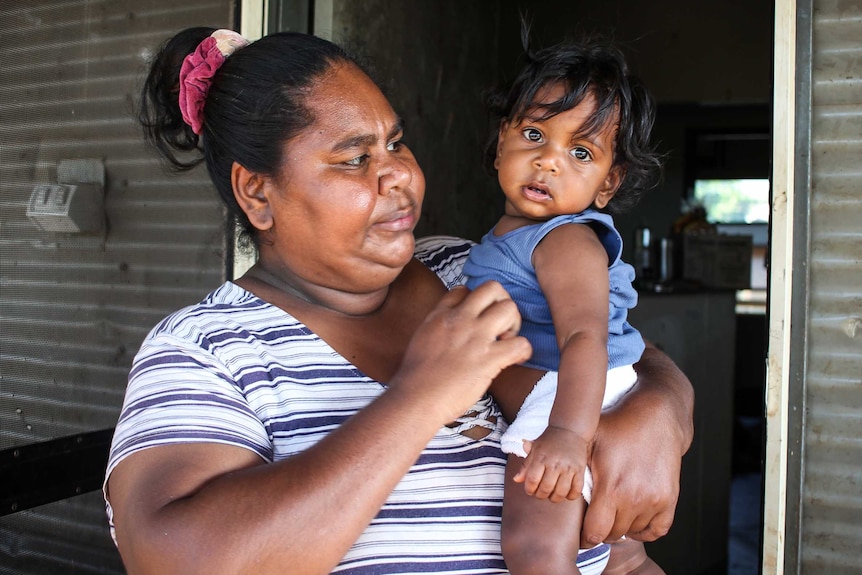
[522,128,542,142]
[571,146,591,161]
[344,154,368,167]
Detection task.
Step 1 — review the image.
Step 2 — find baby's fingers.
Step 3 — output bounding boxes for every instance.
[541,468,582,503]
[564,472,585,502]
[518,458,556,499]
[511,440,533,485]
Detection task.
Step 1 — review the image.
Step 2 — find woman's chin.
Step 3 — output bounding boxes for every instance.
[383,233,417,267]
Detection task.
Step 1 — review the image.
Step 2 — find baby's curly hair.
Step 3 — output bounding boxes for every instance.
[485,33,662,214]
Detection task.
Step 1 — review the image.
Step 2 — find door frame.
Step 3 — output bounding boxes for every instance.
[764,0,811,572]
[240,1,807,572]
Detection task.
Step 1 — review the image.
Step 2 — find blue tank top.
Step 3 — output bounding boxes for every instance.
[464,209,644,371]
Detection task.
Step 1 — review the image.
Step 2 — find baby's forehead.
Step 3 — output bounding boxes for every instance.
[517,98,619,129]
[519,83,597,116]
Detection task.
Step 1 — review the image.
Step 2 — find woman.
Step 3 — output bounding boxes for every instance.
[105,28,693,575]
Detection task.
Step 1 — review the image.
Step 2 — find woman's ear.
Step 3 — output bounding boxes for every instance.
[594,166,623,209]
[231,162,273,231]
[494,121,510,170]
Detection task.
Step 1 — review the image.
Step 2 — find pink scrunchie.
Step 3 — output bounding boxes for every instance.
[178,30,248,135]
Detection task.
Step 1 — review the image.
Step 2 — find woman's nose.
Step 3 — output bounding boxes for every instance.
[379,156,412,194]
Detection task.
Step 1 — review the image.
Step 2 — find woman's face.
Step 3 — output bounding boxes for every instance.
[254,63,426,297]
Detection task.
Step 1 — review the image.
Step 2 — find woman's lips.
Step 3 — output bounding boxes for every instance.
[375,208,416,232]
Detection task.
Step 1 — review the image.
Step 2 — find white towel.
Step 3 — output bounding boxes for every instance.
[500,366,637,503]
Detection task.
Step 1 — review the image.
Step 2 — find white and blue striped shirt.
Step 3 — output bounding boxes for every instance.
[105,236,610,574]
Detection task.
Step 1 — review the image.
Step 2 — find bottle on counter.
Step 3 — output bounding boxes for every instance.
[659,236,675,284]
[633,226,654,287]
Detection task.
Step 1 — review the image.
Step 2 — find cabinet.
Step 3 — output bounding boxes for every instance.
[629,291,737,575]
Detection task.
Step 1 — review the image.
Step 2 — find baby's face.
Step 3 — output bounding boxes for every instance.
[495,85,621,222]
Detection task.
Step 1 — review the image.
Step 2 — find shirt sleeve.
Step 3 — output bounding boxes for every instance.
[414,235,475,289]
[107,329,273,478]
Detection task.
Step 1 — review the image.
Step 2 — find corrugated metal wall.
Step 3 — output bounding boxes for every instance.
[0,1,233,573]
[801,0,862,571]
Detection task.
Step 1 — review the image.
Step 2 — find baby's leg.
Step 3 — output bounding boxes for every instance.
[603,539,665,575]
[501,455,586,575]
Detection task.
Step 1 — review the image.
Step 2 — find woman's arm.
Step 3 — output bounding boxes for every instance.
[490,342,693,548]
[109,392,443,575]
[580,342,694,547]
[107,283,531,575]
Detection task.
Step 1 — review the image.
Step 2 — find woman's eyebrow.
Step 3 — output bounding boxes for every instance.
[387,118,404,140]
[331,118,404,153]
[331,133,375,153]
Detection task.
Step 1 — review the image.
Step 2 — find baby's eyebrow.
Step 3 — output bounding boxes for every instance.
[571,131,607,152]
[521,111,545,124]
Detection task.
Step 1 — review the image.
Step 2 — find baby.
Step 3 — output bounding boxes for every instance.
[465,37,663,575]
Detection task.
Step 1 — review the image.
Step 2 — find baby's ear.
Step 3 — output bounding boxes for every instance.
[594,166,623,209]
[494,121,511,170]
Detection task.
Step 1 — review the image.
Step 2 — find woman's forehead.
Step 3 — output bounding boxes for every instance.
[281,63,400,156]
[306,64,396,126]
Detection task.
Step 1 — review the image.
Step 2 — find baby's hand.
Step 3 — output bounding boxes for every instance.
[513,426,589,502]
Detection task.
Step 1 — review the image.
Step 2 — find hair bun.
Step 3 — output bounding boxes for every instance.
[178,29,249,134]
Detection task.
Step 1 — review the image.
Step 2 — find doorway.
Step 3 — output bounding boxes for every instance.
[306,1,776,574]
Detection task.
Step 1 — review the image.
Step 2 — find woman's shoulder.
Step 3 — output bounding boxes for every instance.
[143,281,291,352]
[414,235,475,289]
[150,282,260,331]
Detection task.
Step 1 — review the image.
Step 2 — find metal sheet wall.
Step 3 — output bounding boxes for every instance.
[801,0,862,571]
[0,1,233,572]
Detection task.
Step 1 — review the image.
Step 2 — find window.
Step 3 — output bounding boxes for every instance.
[693,178,770,225]
[684,125,771,296]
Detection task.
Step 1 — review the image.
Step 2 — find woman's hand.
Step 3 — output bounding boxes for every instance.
[393,282,532,424]
[580,344,694,547]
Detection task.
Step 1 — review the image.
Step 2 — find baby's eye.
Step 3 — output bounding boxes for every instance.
[571,146,592,161]
[522,128,543,142]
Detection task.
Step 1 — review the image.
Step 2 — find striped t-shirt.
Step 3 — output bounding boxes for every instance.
[105,235,610,574]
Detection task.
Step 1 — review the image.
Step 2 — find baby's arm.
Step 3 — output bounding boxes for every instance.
[515,222,610,502]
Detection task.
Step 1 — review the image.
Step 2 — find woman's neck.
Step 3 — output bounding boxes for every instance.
[235,258,444,383]
[238,263,391,317]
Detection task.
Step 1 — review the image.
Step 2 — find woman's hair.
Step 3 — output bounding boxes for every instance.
[484,33,662,214]
[138,28,356,243]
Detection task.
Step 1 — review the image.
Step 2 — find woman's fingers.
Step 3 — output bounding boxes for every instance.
[395,282,530,425]
[581,487,619,546]
[452,281,523,339]
[422,283,524,352]
[581,449,680,545]
[627,505,675,542]
[456,282,531,367]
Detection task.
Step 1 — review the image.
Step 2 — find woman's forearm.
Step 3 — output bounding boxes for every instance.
[581,342,694,545]
[111,385,452,575]
[626,342,695,456]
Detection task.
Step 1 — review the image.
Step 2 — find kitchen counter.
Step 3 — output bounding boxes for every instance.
[631,291,737,575]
